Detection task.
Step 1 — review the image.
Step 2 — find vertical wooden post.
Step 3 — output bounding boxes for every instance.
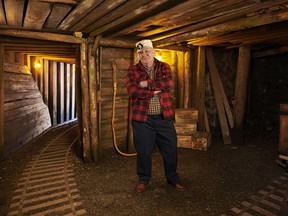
[196,46,206,131]
[89,39,99,162]
[57,62,64,124]
[43,59,49,105]
[177,52,184,108]
[65,63,71,121]
[49,61,57,125]
[183,51,190,108]
[71,64,76,119]
[79,40,91,162]
[235,46,251,128]
[75,46,83,157]
[38,58,44,95]
[0,45,4,159]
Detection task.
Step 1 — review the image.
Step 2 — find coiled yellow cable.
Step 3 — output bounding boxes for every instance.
[111,60,137,157]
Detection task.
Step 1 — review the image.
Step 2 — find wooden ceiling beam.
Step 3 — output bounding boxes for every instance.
[0,1,6,25]
[82,0,151,33]
[38,0,78,4]
[110,0,210,38]
[24,1,51,29]
[89,0,169,37]
[5,0,25,26]
[57,0,103,30]
[154,9,288,47]
[69,0,126,32]
[189,23,288,46]
[44,4,72,29]
[137,0,248,37]
[152,0,288,42]
[0,29,84,44]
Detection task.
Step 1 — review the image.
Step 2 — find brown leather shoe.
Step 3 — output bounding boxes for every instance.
[135,183,146,193]
[175,182,186,191]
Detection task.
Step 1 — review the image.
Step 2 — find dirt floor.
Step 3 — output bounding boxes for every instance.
[0,125,287,216]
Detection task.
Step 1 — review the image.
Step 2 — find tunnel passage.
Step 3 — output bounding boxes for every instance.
[1,37,78,160]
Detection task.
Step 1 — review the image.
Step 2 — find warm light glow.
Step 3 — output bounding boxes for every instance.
[34,62,41,69]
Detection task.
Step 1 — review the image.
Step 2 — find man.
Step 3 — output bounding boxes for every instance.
[126,39,185,193]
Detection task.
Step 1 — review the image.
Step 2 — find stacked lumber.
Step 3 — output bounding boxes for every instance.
[175,108,211,151]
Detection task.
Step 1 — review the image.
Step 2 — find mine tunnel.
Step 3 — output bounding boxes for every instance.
[0,0,288,215]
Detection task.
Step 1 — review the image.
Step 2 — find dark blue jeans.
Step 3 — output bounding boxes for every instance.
[132,114,179,185]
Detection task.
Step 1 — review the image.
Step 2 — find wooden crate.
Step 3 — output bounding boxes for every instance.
[175,123,197,135]
[177,135,192,148]
[191,132,211,151]
[175,108,198,124]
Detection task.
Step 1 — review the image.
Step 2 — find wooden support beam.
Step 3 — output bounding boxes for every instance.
[89,0,169,37]
[183,51,190,108]
[215,64,234,129]
[57,62,64,124]
[49,61,57,125]
[98,38,136,49]
[177,52,184,108]
[69,0,126,32]
[70,64,76,119]
[57,0,103,30]
[88,42,99,162]
[43,59,49,105]
[196,46,206,131]
[0,45,4,159]
[79,41,91,163]
[64,64,71,121]
[206,48,231,144]
[155,8,288,47]
[235,46,251,128]
[0,29,84,44]
[5,0,25,26]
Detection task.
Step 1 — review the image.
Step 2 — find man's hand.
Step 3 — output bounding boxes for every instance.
[154,90,161,95]
[138,81,148,88]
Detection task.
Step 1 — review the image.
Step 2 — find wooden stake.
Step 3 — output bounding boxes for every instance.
[206,48,231,144]
[215,64,234,128]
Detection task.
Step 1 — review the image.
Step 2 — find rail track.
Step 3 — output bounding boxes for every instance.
[227,174,288,216]
[7,123,87,216]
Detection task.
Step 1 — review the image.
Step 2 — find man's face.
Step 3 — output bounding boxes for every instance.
[138,47,155,67]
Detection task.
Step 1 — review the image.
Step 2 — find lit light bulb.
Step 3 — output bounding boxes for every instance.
[34,62,41,69]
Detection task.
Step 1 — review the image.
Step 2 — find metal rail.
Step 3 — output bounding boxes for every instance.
[7,123,86,216]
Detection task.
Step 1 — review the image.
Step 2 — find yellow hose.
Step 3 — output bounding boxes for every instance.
[111,60,137,157]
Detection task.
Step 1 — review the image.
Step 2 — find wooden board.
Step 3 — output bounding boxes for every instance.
[206,48,231,144]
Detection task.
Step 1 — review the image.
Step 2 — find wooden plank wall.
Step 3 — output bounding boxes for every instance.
[155,50,179,108]
[3,63,51,158]
[99,47,133,149]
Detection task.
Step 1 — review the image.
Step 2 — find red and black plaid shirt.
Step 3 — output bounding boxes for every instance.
[126,58,175,122]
